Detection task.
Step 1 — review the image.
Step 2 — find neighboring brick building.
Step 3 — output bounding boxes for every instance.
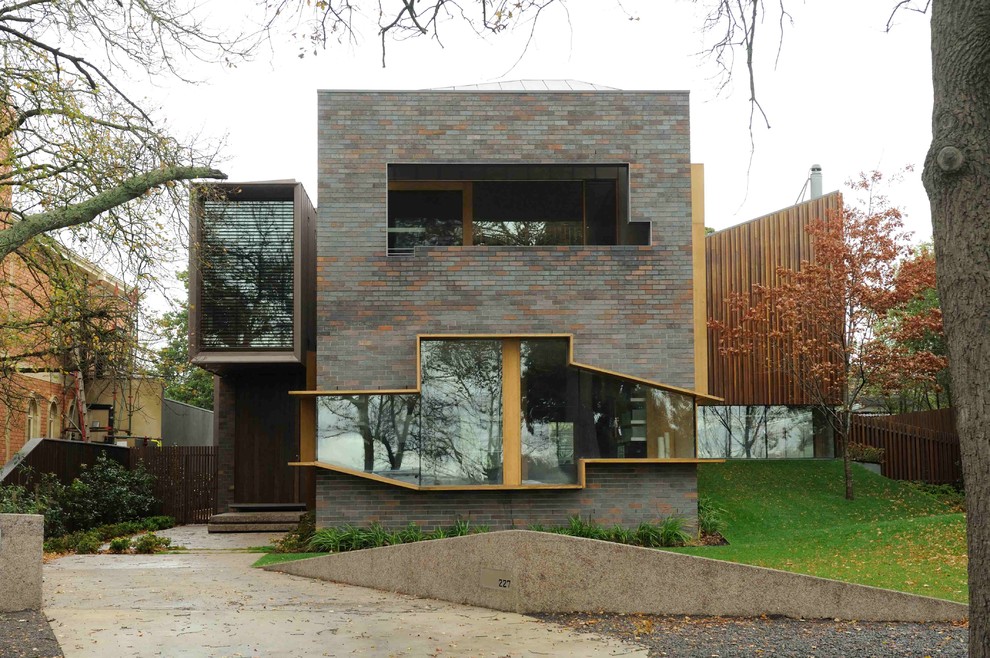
[191,81,718,528]
[0,241,163,465]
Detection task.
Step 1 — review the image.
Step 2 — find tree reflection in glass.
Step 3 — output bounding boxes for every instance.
[316,395,423,485]
[419,340,503,485]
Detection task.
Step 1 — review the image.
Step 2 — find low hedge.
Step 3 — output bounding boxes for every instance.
[43,516,175,554]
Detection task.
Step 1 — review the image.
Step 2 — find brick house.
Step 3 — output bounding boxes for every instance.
[0,242,163,465]
[190,81,721,529]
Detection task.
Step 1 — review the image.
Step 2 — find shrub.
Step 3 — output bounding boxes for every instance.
[308,527,343,552]
[605,525,635,545]
[904,481,966,512]
[364,523,393,548]
[0,472,68,538]
[133,532,171,554]
[635,521,664,547]
[141,516,176,531]
[44,532,82,554]
[108,537,131,554]
[698,497,727,536]
[566,516,607,540]
[395,523,425,544]
[847,442,885,464]
[74,532,103,554]
[61,454,155,531]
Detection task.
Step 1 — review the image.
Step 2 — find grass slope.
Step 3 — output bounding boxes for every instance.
[675,460,967,603]
[252,552,327,568]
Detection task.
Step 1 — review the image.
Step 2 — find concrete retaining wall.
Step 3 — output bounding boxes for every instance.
[0,514,43,612]
[268,530,967,622]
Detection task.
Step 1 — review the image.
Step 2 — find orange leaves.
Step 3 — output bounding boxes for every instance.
[709,171,945,410]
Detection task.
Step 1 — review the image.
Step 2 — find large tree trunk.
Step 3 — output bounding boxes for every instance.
[923,1,990,653]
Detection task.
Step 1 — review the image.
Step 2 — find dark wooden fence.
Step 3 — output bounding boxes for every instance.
[131,446,217,524]
[0,438,130,487]
[850,412,961,485]
[1,439,218,524]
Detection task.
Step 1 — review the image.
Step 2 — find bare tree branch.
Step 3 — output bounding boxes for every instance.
[0,166,226,260]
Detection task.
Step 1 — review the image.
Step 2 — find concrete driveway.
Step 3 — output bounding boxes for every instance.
[44,526,646,658]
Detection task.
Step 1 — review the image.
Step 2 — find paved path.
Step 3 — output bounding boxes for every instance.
[44,527,646,658]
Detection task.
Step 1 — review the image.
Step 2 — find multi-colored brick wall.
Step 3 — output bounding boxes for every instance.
[315,463,698,531]
[316,90,695,390]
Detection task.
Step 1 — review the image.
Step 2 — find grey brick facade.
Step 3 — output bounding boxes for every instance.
[316,90,695,390]
[315,463,698,531]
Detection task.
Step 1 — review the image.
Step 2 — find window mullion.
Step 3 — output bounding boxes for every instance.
[502,339,522,485]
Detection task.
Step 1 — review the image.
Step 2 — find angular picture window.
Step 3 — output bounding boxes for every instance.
[316,337,700,489]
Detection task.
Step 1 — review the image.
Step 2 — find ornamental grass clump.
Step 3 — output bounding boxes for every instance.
[698,497,728,536]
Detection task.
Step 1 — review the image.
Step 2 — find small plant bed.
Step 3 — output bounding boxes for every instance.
[306,519,490,553]
[669,461,968,603]
[2,453,182,557]
[528,515,693,548]
[263,514,695,568]
[43,516,177,555]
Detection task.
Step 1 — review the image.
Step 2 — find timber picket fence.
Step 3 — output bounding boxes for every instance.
[0,438,218,524]
[131,446,217,524]
[850,412,961,485]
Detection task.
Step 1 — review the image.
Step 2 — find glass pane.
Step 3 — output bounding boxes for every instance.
[473,181,584,246]
[200,200,294,349]
[585,180,618,246]
[316,395,423,486]
[420,340,503,485]
[388,190,463,255]
[520,340,697,467]
[696,406,818,459]
[521,340,578,484]
[473,221,584,246]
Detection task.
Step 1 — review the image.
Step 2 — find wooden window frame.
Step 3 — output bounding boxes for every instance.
[388,180,621,251]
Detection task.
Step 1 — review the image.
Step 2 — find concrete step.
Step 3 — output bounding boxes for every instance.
[208,511,306,525]
[208,523,296,533]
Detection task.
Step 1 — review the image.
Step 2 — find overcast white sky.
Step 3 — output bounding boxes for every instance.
[134,0,935,298]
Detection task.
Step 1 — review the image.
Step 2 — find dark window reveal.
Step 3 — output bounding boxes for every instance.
[386,164,641,254]
[388,190,463,256]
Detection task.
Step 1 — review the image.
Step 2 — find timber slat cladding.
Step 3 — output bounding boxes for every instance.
[706,193,842,405]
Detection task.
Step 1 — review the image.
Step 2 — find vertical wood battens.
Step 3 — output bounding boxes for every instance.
[705,192,843,406]
[848,411,961,484]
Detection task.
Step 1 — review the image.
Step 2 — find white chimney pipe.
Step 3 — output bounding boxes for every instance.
[810,164,823,200]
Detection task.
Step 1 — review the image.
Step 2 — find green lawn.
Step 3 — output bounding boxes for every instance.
[252,552,327,568]
[672,461,967,603]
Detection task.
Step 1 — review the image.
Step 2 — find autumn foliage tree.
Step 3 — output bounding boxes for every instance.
[710,172,946,500]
